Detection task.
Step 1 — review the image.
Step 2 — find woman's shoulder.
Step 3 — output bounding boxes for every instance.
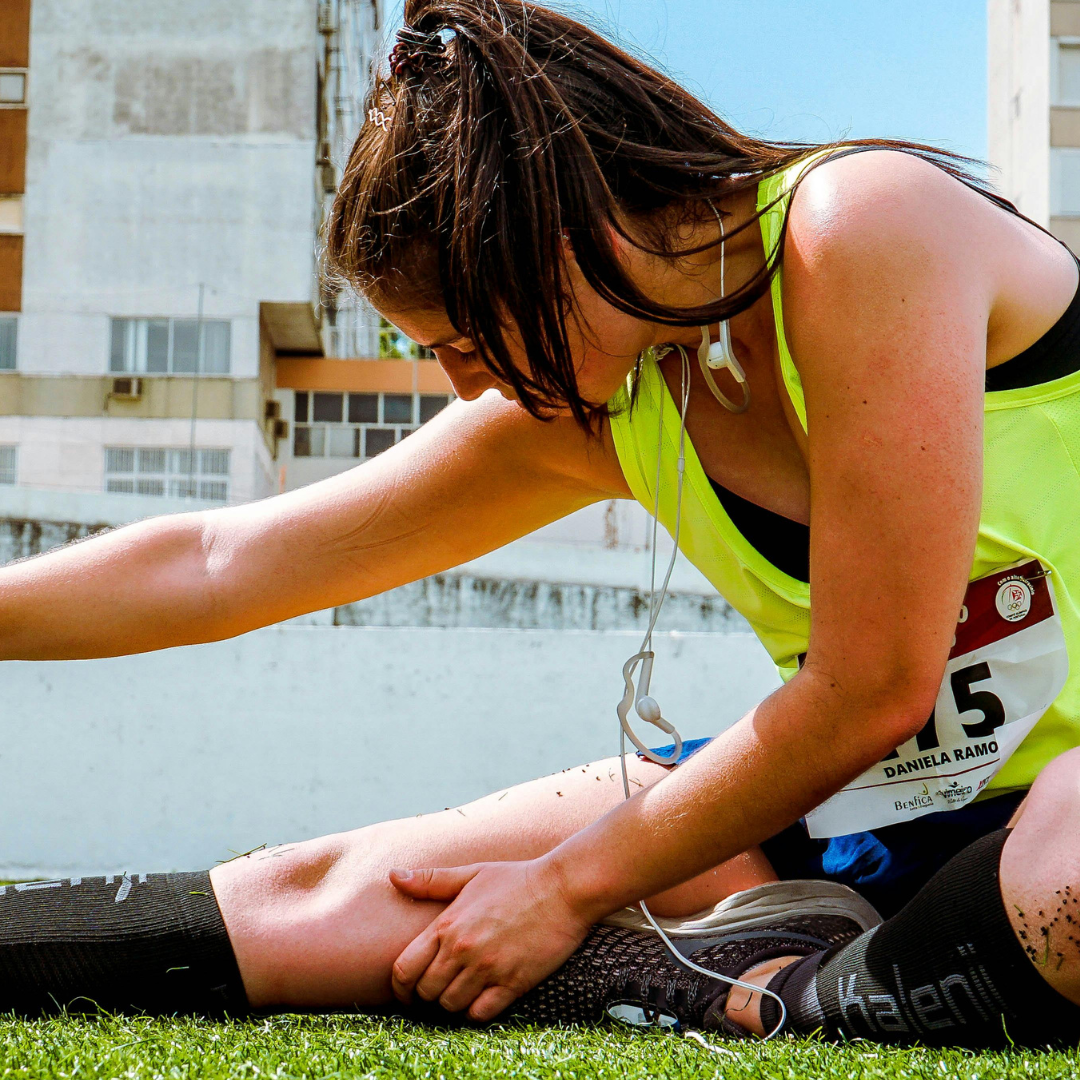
[777,149,997,351]
[784,148,980,270]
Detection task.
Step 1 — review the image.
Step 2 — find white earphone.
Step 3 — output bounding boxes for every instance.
[613,263,787,1043]
[616,344,690,766]
[619,220,749,762]
[616,650,682,763]
[698,323,750,414]
[696,219,751,414]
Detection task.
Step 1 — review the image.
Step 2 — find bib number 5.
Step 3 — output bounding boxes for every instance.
[950,662,1005,738]
[892,662,1006,757]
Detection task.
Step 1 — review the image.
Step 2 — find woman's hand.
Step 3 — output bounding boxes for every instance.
[389,857,595,1022]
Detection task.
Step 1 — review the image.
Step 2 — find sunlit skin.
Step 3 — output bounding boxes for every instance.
[4,148,1080,1034]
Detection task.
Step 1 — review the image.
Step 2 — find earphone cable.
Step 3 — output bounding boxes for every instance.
[645,359,665,650]
[616,344,788,1044]
[638,346,690,658]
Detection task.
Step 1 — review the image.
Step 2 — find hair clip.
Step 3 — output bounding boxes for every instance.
[368,107,391,132]
[389,24,447,78]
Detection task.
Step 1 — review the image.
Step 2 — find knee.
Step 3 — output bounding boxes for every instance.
[272,839,343,895]
[1002,749,1080,879]
[212,833,349,917]
[1022,749,1080,827]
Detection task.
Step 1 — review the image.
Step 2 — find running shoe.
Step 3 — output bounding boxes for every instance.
[509,911,865,1032]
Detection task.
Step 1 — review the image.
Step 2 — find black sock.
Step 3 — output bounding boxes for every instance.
[762,829,1080,1048]
[0,872,248,1015]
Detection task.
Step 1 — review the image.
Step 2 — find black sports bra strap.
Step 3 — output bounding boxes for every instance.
[985,255,1080,392]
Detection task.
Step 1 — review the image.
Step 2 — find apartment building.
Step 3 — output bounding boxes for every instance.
[0,0,450,508]
[0,0,648,552]
[988,0,1080,248]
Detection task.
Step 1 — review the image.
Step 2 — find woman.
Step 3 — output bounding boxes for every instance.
[3,0,1080,1048]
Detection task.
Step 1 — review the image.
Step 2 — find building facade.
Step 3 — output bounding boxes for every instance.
[988,0,1080,249]
[0,0,449,507]
[0,0,648,551]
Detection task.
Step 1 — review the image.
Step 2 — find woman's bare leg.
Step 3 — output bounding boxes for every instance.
[211,753,777,1010]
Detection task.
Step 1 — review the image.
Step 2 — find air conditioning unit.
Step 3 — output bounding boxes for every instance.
[111,377,143,399]
[265,399,281,421]
[273,419,289,440]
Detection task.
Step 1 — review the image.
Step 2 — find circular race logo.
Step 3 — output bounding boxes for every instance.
[996,578,1033,623]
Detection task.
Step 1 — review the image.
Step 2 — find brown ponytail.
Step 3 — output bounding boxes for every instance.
[325,0,991,428]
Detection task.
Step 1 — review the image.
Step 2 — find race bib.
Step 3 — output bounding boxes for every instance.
[804,560,1069,839]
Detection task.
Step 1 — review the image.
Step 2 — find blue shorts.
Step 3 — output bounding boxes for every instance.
[643,737,1025,919]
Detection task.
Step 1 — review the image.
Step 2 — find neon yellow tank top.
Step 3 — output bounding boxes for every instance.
[607,156,1080,794]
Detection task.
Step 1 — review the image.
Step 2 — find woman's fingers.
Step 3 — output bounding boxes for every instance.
[469,984,520,1023]
[437,967,490,1013]
[393,858,592,1019]
[391,925,441,1002]
[390,864,489,1003]
[413,941,467,1003]
[390,864,482,902]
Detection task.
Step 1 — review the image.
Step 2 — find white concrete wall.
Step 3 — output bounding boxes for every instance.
[988,0,1051,223]
[0,625,780,878]
[0,417,274,504]
[462,539,713,594]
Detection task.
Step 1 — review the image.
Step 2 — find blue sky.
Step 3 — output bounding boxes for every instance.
[388,0,987,159]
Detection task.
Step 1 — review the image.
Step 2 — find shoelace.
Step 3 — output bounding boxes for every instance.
[609,963,725,1030]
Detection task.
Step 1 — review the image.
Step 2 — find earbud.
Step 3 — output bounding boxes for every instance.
[617,651,682,764]
[636,695,661,725]
[698,325,750,414]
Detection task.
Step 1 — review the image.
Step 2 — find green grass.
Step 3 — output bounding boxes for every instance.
[0,1014,1075,1080]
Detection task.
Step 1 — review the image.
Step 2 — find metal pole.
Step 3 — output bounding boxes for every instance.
[188,282,204,498]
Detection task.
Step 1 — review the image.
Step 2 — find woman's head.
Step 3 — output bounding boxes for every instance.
[325,0,984,426]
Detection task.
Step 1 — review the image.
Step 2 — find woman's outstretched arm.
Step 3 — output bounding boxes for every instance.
[0,392,625,660]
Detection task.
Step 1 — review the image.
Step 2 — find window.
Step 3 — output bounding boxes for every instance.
[0,317,15,370]
[348,393,378,423]
[419,394,447,423]
[377,318,435,360]
[104,446,231,502]
[383,394,413,423]
[0,72,26,105]
[1057,41,1080,106]
[292,391,453,459]
[1052,148,1080,217]
[312,392,343,423]
[110,317,231,374]
[0,196,22,236]
[363,429,395,457]
[0,445,16,485]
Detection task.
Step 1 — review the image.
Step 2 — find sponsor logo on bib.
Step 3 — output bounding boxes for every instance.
[996,578,1033,623]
